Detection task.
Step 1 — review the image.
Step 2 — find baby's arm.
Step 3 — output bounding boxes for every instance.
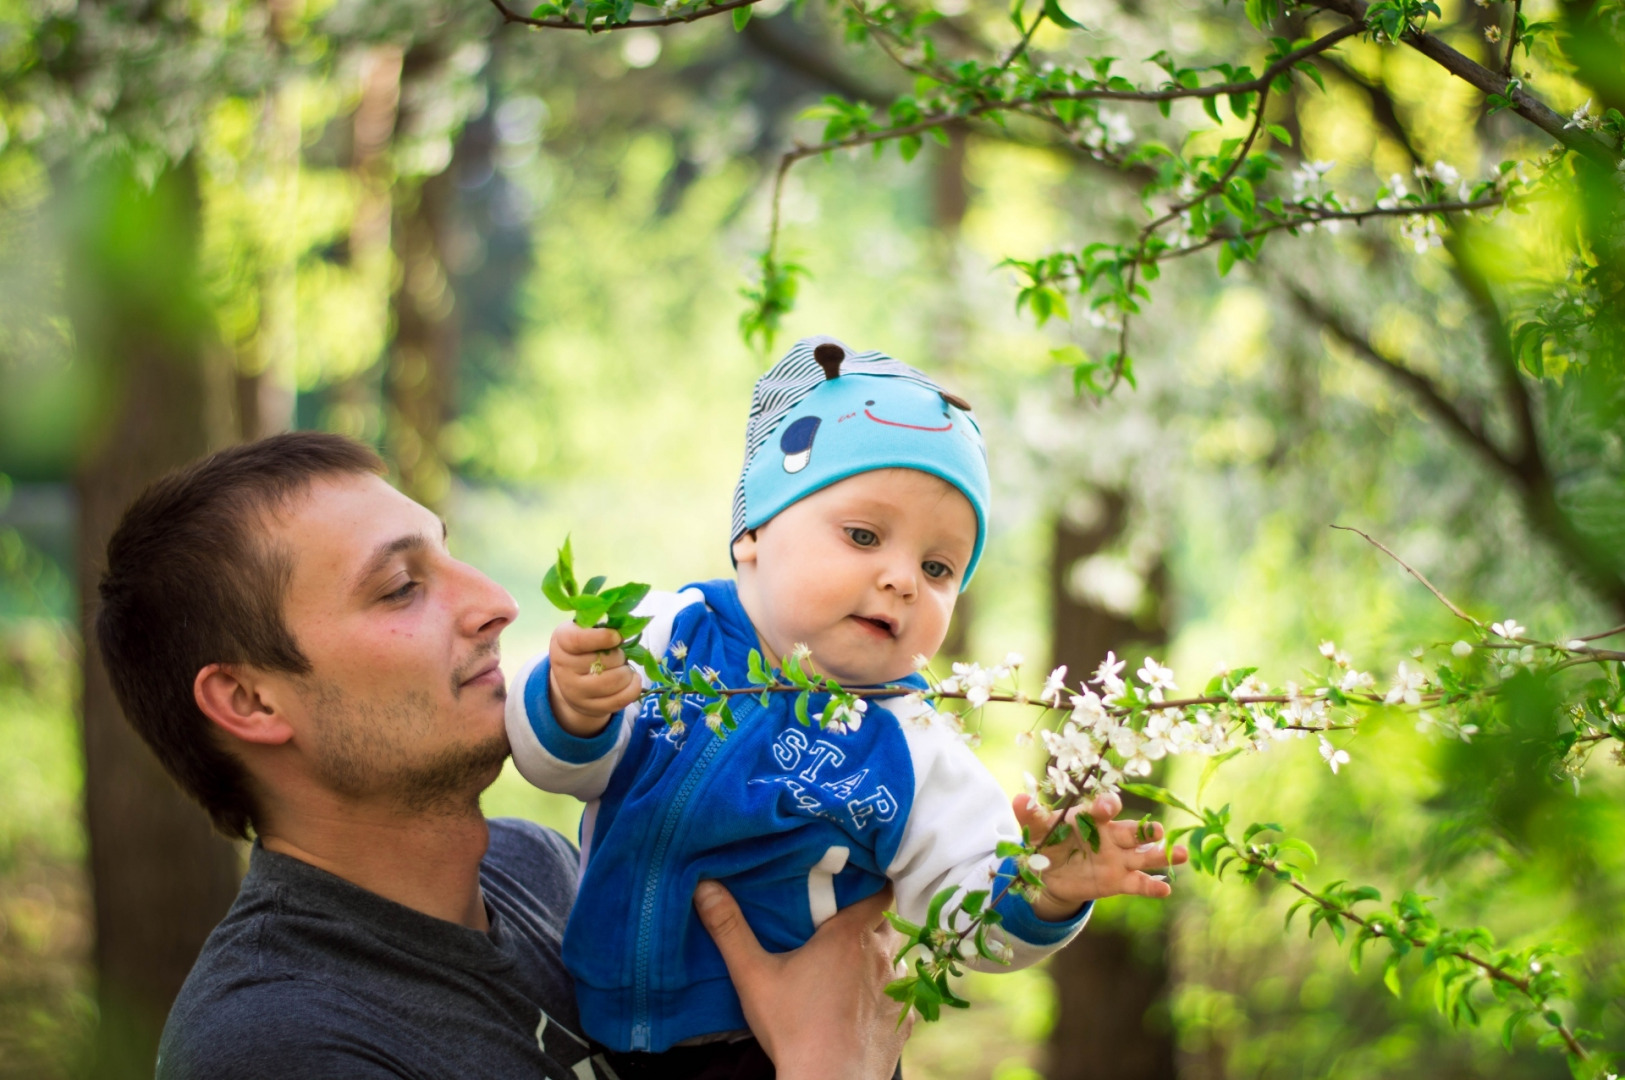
[882,716,1185,970]
[505,588,699,800]
[884,719,1086,971]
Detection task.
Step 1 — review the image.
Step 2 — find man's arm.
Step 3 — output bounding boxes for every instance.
[694,881,912,1080]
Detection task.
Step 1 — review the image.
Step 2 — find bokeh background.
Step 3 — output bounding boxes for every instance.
[1,0,1622,1077]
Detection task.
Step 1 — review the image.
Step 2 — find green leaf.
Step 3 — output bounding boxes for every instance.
[1384,955,1403,997]
[541,564,571,611]
[1042,0,1083,29]
[731,4,752,30]
[582,575,606,596]
[1119,782,1199,818]
[1217,240,1237,278]
[556,536,578,596]
[1265,123,1293,146]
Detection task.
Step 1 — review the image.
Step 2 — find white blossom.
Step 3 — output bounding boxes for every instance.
[912,653,931,671]
[1492,619,1526,639]
[1399,214,1442,254]
[1042,725,1101,774]
[1137,656,1177,692]
[791,641,813,661]
[1026,853,1052,872]
[1041,665,1069,706]
[1565,99,1600,131]
[1318,735,1350,774]
[1093,651,1127,697]
[821,697,868,735]
[671,641,689,661]
[1451,640,1473,657]
[1069,690,1110,731]
[1339,668,1374,692]
[1376,174,1409,210]
[1319,640,1337,659]
[1385,661,1427,706]
[1004,652,1025,669]
[1047,763,1078,796]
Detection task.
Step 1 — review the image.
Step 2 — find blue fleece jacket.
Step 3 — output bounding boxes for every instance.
[506,580,1090,1053]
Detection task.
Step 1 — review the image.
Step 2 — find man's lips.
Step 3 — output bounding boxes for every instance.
[459,656,504,688]
[849,614,898,639]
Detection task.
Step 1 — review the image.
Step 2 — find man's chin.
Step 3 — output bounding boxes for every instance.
[396,733,511,817]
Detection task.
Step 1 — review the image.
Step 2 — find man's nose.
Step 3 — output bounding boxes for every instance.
[450,558,519,637]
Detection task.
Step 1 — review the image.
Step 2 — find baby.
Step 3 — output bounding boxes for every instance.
[507,336,1182,1077]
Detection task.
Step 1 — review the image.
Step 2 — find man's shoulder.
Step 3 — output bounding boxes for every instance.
[160,973,405,1079]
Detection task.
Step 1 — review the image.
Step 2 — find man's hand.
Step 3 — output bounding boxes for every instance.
[548,624,642,737]
[695,880,911,1080]
[1014,791,1190,921]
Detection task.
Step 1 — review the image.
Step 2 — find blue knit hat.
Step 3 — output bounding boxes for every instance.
[731,335,990,588]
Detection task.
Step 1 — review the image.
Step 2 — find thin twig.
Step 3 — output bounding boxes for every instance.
[488,0,763,31]
[1503,0,1522,75]
[1578,623,1625,642]
[1331,525,1481,626]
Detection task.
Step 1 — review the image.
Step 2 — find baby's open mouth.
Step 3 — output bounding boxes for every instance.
[851,614,898,638]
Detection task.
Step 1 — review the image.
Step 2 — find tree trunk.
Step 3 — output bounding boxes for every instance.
[1045,491,1177,1080]
[386,164,459,510]
[67,159,244,1079]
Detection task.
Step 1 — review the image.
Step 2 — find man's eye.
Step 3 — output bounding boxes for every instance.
[845,527,879,547]
[384,580,420,602]
[922,560,953,580]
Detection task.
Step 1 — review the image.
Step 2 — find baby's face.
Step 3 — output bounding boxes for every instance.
[733,468,977,686]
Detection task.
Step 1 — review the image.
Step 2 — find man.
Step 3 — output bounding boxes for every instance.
[95,432,911,1079]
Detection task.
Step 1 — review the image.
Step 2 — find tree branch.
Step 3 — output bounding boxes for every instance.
[1330,525,1480,624]
[1308,0,1621,167]
[1284,281,1518,480]
[488,0,765,31]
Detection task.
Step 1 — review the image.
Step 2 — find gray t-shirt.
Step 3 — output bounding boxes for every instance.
[157,818,608,1079]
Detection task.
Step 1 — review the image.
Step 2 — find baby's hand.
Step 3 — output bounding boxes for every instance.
[1012,791,1189,922]
[548,623,643,737]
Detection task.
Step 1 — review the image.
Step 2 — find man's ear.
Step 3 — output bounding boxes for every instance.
[731,527,760,566]
[194,663,295,747]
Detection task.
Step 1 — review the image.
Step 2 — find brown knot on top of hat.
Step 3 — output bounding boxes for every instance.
[813,343,845,381]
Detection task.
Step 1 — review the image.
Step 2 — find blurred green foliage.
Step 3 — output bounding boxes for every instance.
[1,0,1623,1075]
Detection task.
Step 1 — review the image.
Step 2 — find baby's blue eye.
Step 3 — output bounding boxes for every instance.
[846,527,879,547]
[922,560,952,580]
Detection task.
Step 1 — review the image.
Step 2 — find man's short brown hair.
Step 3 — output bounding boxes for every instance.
[95,432,385,839]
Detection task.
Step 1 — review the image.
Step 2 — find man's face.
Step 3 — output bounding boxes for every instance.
[264,473,518,814]
[733,468,976,685]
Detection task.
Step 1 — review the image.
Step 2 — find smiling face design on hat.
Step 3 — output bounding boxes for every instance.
[774,344,969,476]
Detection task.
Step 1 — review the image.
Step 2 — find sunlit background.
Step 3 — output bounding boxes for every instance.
[1,0,1621,1077]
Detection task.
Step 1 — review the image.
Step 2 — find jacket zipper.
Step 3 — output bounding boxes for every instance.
[628,698,754,1050]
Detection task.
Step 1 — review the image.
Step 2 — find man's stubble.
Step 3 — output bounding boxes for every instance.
[303,677,510,818]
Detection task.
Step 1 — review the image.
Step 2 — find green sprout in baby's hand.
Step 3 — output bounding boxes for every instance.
[540,536,659,672]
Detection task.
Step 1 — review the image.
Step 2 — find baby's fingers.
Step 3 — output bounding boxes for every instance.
[1131,839,1188,871]
[1122,871,1174,899]
[553,623,625,659]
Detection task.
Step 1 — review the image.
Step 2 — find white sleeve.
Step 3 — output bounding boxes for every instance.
[881,707,1090,971]
[504,588,703,802]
